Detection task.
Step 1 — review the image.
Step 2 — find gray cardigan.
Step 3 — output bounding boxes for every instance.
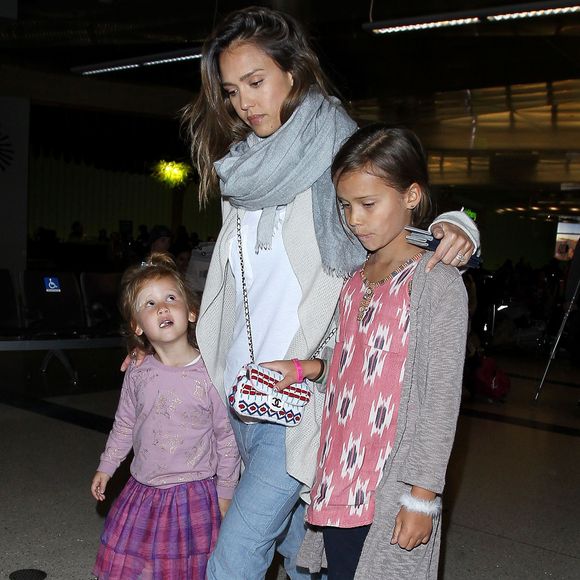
[297,252,469,580]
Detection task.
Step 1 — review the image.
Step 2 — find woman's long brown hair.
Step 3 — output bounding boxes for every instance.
[181,6,337,205]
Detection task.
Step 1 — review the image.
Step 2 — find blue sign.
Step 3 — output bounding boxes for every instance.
[44,277,61,293]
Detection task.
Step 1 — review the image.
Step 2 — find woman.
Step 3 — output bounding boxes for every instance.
[182,6,479,579]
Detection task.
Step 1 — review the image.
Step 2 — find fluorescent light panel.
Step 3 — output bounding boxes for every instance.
[81,64,140,75]
[488,5,580,21]
[143,54,202,67]
[365,1,580,35]
[374,17,479,34]
[72,48,202,76]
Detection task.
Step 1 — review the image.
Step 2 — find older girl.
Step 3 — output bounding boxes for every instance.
[271,125,468,579]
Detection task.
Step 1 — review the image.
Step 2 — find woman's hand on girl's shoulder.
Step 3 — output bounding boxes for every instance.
[426,222,474,272]
[120,347,147,372]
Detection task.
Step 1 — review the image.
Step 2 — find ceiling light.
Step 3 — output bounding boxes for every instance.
[488,5,580,21]
[364,2,580,35]
[80,64,141,75]
[72,48,202,76]
[372,17,479,34]
[143,54,202,67]
[364,11,482,34]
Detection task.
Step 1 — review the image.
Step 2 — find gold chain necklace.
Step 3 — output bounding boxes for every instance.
[357,252,424,322]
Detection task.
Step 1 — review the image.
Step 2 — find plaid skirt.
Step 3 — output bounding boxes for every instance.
[93,476,221,579]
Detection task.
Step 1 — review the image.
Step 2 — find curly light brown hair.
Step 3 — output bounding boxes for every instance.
[118,252,200,355]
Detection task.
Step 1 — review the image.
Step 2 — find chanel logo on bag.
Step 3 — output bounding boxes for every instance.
[230,364,311,426]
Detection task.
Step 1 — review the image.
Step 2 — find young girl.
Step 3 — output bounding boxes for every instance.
[91,252,240,580]
[118,7,478,579]
[266,125,468,579]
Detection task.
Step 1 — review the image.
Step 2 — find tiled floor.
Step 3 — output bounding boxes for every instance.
[0,346,579,579]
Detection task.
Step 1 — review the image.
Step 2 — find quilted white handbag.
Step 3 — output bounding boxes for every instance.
[229,363,311,427]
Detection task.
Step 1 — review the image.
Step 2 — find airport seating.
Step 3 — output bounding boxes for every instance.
[0,270,123,385]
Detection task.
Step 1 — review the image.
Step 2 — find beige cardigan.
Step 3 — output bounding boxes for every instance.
[195,188,344,492]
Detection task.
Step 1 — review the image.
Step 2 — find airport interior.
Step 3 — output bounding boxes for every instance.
[1,1,580,579]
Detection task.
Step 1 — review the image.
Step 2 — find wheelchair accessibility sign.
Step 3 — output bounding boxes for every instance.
[44,277,61,293]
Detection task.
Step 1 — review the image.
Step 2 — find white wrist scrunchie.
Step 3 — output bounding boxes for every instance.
[399,490,442,517]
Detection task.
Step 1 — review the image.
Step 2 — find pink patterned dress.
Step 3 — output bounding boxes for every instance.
[307,255,421,528]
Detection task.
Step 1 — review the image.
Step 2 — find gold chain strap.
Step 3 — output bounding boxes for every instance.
[236,211,336,365]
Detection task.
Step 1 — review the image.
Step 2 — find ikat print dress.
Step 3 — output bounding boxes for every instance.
[307,255,421,528]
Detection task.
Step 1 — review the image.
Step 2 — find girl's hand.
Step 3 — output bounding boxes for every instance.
[260,359,299,391]
[390,507,433,550]
[261,359,324,392]
[426,222,474,272]
[218,498,231,519]
[91,471,111,501]
[120,347,147,372]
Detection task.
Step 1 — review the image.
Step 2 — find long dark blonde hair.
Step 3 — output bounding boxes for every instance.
[182,6,336,205]
[119,252,200,354]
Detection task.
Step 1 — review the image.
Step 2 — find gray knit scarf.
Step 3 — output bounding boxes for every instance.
[214,89,366,277]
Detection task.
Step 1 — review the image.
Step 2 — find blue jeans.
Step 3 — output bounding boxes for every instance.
[207,417,314,580]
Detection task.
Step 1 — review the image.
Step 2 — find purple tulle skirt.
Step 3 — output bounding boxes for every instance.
[93,476,221,579]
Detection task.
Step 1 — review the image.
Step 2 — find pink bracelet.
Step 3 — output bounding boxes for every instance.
[291,358,304,383]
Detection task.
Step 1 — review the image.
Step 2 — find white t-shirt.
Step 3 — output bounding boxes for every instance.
[224,208,302,391]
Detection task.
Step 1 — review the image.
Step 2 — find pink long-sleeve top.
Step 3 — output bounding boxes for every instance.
[97,354,240,499]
